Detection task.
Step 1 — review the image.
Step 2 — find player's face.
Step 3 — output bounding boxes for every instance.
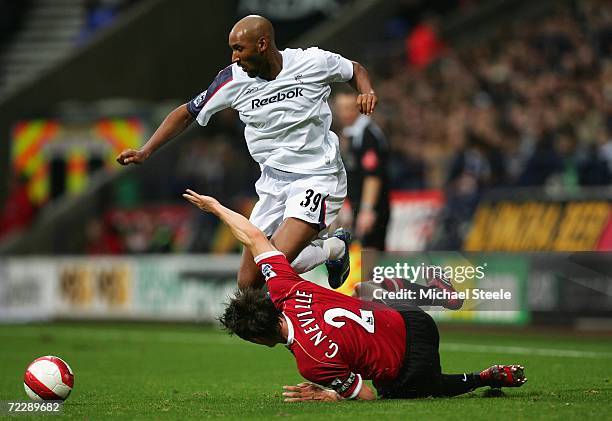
[229,30,265,78]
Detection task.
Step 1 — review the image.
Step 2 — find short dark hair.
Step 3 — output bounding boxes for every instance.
[219,288,281,341]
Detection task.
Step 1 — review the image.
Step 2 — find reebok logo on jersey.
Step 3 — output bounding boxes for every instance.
[244,86,261,95]
[251,87,304,109]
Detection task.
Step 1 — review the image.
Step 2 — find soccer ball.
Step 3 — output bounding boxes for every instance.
[23,356,74,401]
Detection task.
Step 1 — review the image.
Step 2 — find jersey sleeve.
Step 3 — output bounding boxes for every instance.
[301,364,363,399]
[310,48,353,83]
[186,65,235,126]
[254,251,304,308]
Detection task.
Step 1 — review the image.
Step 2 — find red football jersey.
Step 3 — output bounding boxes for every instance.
[255,251,406,398]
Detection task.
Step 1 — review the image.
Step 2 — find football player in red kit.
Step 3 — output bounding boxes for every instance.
[183,189,526,401]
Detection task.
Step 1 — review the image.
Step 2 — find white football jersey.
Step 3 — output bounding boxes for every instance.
[187,47,353,174]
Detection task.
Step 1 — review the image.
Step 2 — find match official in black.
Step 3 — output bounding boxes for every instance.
[334,92,390,250]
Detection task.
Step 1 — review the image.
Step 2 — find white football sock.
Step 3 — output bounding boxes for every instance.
[291,240,327,273]
[323,237,345,260]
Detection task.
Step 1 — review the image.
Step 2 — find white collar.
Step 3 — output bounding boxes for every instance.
[283,312,294,346]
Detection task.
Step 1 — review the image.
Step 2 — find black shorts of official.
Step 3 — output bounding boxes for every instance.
[374,304,442,399]
[360,209,389,250]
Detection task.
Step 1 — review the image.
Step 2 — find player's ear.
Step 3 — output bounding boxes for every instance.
[257,36,268,53]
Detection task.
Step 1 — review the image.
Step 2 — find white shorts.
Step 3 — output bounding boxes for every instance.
[249,165,347,237]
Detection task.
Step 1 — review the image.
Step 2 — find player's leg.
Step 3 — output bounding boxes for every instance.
[412,309,525,398]
[292,232,347,274]
[408,308,525,397]
[237,226,359,290]
[237,167,342,288]
[240,167,350,288]
[323,169,351,287]
[270,217,319,262]
[376,305,526,399]
[237,228,323,290]
[324,227,352,288]
[376,306,478,398]
[432,365,526,397]
[374,305,443,399]
[284,168,351,286]
[237,167,285,290]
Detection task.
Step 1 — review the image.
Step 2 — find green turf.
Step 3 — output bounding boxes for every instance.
[1,323,611,420]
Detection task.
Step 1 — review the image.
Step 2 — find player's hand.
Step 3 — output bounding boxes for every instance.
[357,92,378,115]
[282,382,342,402]
[182,189,220,213]
[356,208,376,238]
[116,149,150,165]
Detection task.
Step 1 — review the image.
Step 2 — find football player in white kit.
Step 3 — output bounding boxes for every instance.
[117,15,378,290]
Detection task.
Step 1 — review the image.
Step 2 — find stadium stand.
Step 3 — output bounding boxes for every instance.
[2,0,611,254]
[0,0,141,100]
[374,0,612,248]
[378,0,612,192]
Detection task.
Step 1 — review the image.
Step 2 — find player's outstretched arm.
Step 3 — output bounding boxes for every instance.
[349,61,378,116]
[182,189,275,257]
[116,103,194,165]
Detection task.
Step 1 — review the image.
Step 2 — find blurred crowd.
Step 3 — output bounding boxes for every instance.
[58,0,612,253]
[3,0,612,254]
[378,0,612,193]
[375,0,612,248]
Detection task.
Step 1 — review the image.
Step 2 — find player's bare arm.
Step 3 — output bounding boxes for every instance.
[349,61,378,115]
[116,103,194,165]
[182,189,275,257]
[282,381,376,402]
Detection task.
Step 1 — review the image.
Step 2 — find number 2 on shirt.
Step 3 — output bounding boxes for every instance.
[324,308,375,333]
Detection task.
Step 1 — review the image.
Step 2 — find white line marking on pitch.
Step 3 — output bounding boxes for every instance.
[441,343,612,359]
[2,328,612,358]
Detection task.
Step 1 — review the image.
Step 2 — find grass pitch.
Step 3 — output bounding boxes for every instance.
[1,322,611,420]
